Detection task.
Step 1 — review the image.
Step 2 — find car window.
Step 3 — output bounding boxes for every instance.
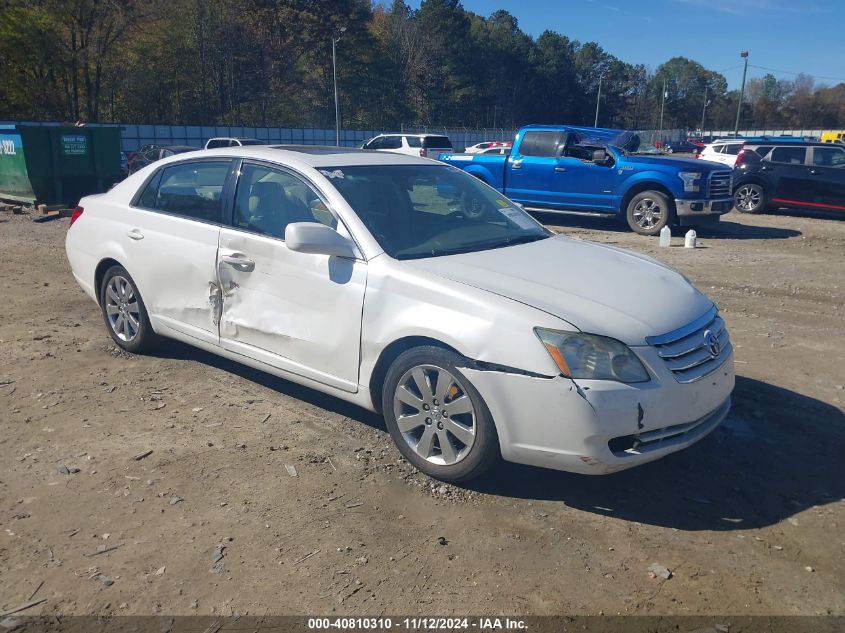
[381,136,402,150]
[812,146,845,168]
[405,136,422,148]
[751,145,773,158]
[724,144,743,155]
[519,131,565,157]
[233,163,336,240]
[422,136,452,149]
[770,146,808,165]
[363,138,382,150]
[138,160,230,222]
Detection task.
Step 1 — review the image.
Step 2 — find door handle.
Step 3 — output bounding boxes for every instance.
[127,229,144,240]
[554,166,567,173]
[511,160,522,169]
[221,254,255,272]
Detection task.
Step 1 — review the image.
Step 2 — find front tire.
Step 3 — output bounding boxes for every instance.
[734,183,766,213]
[626,190,672,236]
[99,265,158,353]
[382,346,499,482]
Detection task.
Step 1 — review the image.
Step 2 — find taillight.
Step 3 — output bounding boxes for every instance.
[69,206,84,227]
[735,149,745,166]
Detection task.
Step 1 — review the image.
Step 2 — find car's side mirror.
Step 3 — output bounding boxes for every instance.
[592,149,610,165]
[285,222,356,259]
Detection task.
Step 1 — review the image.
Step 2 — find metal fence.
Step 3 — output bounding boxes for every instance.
[0,121,518,152]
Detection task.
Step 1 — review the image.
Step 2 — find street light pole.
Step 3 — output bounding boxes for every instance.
[332,26,346,147]
[658,79,667,144]
[700,85,709,133]
[594,74,603,127]
[734,50,749,137]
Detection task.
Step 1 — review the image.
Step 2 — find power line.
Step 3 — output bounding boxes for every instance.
[748,64,845,83]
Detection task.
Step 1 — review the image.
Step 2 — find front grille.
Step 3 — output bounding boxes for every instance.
[708,171,732,198]
[646,307,732,384]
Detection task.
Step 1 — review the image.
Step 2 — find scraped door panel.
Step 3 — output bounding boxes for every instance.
[217,229,366,392]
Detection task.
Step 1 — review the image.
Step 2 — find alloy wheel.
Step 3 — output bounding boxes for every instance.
[633,198,663,230]
[735,185,762,212]
[392,364,476,466]
[105,275,141,342]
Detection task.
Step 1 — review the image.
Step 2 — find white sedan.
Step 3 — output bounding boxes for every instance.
[66,146,734,482]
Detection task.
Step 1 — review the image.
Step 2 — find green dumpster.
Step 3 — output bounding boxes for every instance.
[0,124,123,206]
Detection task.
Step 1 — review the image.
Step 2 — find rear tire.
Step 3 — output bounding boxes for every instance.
[626,190,672,236]
[733,183,766,214]
[99,265,158,354]
[382,346,500,483]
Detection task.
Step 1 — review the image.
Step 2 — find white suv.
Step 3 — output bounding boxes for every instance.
[699,139,745,167]
[361,134,453,159]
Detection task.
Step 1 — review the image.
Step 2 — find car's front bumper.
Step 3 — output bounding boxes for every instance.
[460,347,734,475]
[674,197,733,223]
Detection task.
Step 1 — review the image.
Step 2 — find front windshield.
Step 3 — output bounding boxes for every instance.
[321,165,549,259]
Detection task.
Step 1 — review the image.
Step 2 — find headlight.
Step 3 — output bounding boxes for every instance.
[534,328,650,383]
[678,171,702,193]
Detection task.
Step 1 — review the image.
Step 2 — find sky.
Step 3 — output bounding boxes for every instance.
[405,0,845,90]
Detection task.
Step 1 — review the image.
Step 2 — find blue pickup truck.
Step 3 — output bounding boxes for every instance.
[439,125,734,235]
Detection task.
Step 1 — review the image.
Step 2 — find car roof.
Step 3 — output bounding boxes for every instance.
[190,144,440,167]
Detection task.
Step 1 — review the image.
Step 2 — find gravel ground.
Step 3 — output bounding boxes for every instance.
[0,206,843,617]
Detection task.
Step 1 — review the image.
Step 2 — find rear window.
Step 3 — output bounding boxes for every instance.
[770,146,807,164]
[724,144,743,155]
[206,139,228,149]
[422,136,452,149]
[751,145,773,157]
[519,131,564,157]
[238,139,264,146]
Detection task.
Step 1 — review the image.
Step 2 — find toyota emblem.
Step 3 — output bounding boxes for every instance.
[703,329,720,358]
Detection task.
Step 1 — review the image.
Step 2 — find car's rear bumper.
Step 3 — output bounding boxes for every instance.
[460,349,734,475]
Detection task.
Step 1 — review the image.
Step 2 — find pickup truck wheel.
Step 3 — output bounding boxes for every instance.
[382,346,500,483]
[734,183,766,213]
[626,191,671,236]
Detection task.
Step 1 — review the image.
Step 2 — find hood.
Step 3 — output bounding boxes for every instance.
[619,153,716,171]
[403,235,713,346]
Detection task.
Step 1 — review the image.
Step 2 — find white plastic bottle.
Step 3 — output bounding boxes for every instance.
[684,229,697,248]
[659,225,671,247]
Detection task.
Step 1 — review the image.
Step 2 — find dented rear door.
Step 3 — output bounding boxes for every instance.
[216,162,367,392]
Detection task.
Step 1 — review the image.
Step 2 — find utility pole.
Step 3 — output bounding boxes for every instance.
[734,50,749,137]
[332,26,346,146]
[658,79,667,144]
[700,85,710,134]
[594,74,604,127]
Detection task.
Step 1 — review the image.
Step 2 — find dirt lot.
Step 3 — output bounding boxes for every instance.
[1,207,843,618]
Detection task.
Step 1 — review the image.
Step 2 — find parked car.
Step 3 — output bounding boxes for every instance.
[205,137,265,149]
[663,140,702,154]
[439,125,734,235]
[65,145,734,482]
[361,134,453,159]
[732,142,845,213]
[465,141,511,154]
[127,145,199,173]
[479,146,511,155]
[820,130,845,145]
[698,139,745,167]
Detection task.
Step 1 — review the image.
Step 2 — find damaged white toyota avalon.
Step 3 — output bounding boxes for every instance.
[66,146,734,482]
